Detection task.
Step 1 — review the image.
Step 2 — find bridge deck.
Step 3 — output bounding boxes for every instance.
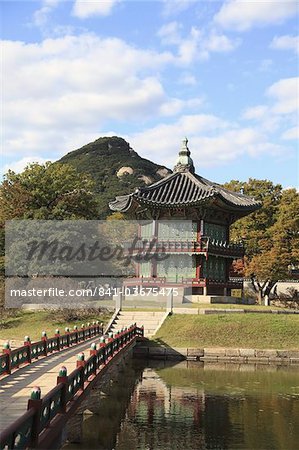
[0,338,102,432]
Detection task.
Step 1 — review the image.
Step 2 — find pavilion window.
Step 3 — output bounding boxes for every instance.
[156,254,195,281]
[140,222,152,240]
[139,260,151,278]
[158,221,195,241]
[205,223,227,241]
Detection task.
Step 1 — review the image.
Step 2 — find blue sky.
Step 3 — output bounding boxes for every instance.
[1,0,298,188]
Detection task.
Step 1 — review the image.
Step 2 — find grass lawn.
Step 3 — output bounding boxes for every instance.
[152,314,299,349]
[0,309,112,343]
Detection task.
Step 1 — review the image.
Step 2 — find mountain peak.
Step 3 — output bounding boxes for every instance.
[58,136,171,218]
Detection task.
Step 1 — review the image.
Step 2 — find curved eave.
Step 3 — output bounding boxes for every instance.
[195,175,261,210]
[213,194,262,215]
[109,194,133,212]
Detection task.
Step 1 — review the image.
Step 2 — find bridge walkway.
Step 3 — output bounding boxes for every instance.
[0,337,103,432]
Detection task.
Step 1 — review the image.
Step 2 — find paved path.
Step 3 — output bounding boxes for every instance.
[0,337,103,432]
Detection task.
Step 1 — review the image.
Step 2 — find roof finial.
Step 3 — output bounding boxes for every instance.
[174,138,195,173]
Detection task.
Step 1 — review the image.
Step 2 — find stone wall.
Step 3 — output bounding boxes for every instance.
[133,344,299,364]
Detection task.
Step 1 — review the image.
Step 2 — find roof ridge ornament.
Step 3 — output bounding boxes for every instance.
[173,138,195,174]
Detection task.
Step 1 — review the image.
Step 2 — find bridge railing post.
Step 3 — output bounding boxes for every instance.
[119,329,122,348]
[73,325,78,344]
[41,332,47,356]
[77,353,86,389]
[89,342,97,357]
[2,342,11,375]
[90,343,98,375]
[27,387,42,448]
[115,331,119,353]
[99,337,106,365]
[81,324,85,341]
[57,366,68,413]
[91,321,96,337]
[86,323,91,339]
[64,327,70,347]
[107,333,114,360]
[24,336,32,364]
[55,330,60,352]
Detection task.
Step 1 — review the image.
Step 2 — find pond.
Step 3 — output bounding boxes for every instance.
[63,360,299,450]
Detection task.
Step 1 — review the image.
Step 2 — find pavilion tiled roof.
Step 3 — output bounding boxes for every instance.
[109,139,261,214]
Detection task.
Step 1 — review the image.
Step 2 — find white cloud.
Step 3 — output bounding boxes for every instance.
[157,23,240,64]
[281,127,298,140]
[267,77,299,114]
[271,35,299,54]
[204,31,241,52]
[157,21,182,45]
[159,97,203,116]
[3,33,202,158]
[162,0,196,16]
[242,105,269,120]
[127,114,285,169]
[72,0,120,19]
[178,27,204,63]
[3,156,50,175]
[214,0,298,31]
[179,73,197,86]
[242,78,298,142]
[33,0,61,27]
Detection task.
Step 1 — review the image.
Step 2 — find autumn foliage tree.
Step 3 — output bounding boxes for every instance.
[224,180,299,304]
[1,162,98,221]
[0,162,99,285]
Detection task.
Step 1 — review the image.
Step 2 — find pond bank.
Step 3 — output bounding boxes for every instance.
[134,342,299,364]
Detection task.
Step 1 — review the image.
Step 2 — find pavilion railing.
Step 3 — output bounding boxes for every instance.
[124,277,243,288]
[123,236,244,257]
[0,325,144,450]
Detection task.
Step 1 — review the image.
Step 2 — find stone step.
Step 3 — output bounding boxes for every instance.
[115,319,162,324]
[118,312,165,317]
[107,310,168,338]
[118,315,166,319]
[114,321,161,326]
[117,317,164,321]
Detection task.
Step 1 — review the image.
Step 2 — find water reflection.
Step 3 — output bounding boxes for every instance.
[64,360,299,450]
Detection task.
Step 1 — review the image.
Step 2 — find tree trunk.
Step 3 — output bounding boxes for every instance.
[250,276,277,305]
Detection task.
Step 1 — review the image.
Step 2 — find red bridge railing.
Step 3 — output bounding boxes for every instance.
[0,322,103,378]
[0,325,144,450]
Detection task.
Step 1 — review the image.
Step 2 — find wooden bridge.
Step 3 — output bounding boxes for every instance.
[0,323,144,450]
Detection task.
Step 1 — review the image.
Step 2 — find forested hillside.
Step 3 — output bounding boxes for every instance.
[58,136,170,218]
